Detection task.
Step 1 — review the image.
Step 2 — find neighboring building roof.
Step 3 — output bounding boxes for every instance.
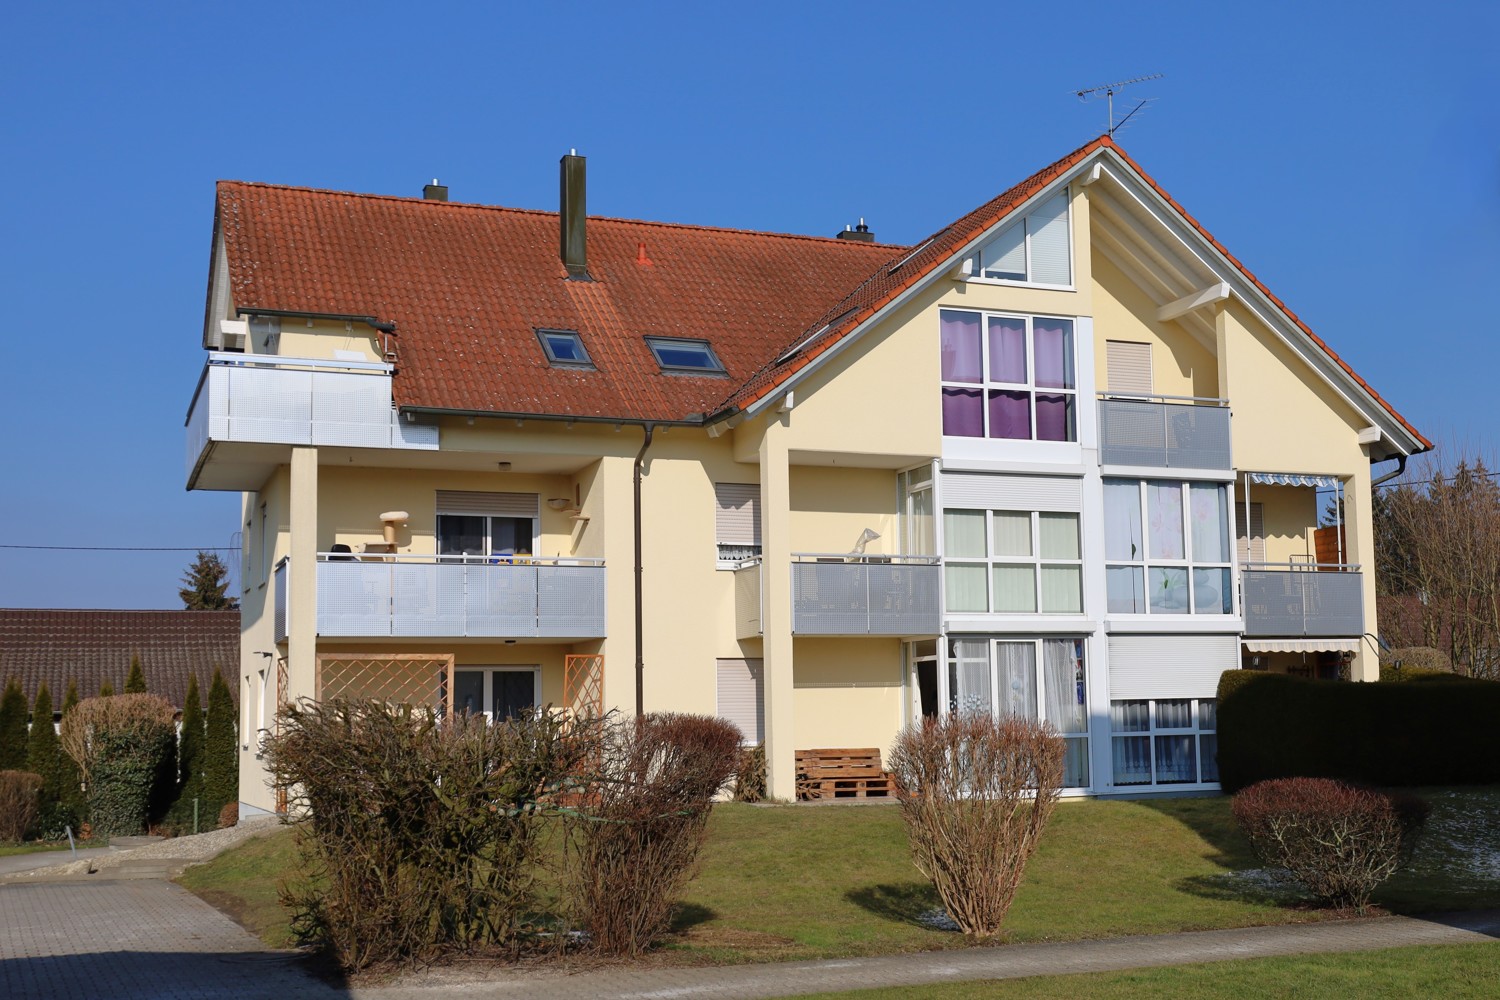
[0,609,240,711]
[213,137,1428,450]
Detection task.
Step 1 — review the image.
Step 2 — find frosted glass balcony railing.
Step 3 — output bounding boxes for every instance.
[1240,564,1364,637]
[1098,394,1232,470]
[735,555,941,637]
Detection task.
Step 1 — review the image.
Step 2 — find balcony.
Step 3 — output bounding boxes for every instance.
[735,555,942,638]
[1241,564,1364,638]
[276,554,606,639]
[186,353,438,490]
[1098,394,1232,470]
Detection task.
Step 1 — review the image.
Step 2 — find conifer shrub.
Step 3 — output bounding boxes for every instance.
[124,655,147,693]
[1232,778,1429,912]
[0,771,44,842]
[202,668,238,819]
[59,694,176,838]
[564,713,742,956]
[58,681,84,821]
[26,684,76,839]
[167,673,205,830]
[0,678,27,771]
[887,714,1066,938]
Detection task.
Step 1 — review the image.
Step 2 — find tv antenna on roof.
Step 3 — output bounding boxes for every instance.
[1074,73,1164,136]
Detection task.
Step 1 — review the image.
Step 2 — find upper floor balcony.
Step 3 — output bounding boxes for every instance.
[275,554,606,641]
[1098,394,1232,471]
[186,353,438,491]
[1240,563,1364,638]
[734,554,942,639]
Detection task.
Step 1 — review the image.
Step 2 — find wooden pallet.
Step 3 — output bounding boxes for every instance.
[796,747,895,800]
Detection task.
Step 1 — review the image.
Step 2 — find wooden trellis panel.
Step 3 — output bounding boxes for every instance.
[564,654,604,718]
[315,653,457,719]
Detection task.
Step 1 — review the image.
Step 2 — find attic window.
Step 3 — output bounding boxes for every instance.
[646,337,725,374]
[536,329,594,369]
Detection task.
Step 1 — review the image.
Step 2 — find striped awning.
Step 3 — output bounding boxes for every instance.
[1243,638,1359,653]
[1247,472,1340,488]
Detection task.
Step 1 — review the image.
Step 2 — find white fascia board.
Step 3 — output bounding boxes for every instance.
[739,157,1102,423]
[1092,152,1424,456]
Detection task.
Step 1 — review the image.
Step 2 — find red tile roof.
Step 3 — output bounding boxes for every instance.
[214,138,1427,449]
[0,610,240,710]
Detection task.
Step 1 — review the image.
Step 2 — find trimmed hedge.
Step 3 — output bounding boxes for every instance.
[1216,670,1500,791]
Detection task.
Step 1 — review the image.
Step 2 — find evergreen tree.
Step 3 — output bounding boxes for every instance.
[26,684,74,838]
[168,674,205,828]
[124,655,147,694]
[203,668,238,823]
[57,680,84,820]
[62,680,79,716]
[99,679,115,697]
[0,678,27,770]
[180,551,238,610]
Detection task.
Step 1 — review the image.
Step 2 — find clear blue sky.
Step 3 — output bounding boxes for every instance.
[2,1,1496,608]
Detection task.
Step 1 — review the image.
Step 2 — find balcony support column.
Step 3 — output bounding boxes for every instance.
[760,417,796,800]
[288,446,319,703]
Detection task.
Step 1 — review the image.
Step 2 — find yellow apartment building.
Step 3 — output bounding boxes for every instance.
[184,138,1430,813]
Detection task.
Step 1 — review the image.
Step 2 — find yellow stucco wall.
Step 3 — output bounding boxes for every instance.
[1090,252,1219,398]
[260,318,382,361]
[792,638,906,756]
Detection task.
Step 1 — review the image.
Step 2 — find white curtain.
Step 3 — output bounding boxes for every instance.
[991,511,1032,556]
[1103,481,1142,561]
[944,509,987,557]
[945,563,988,612]
[1039,512,1079,559]
[952,639,991,715]
[995,641,1037,718]
[1189,483,1229,562]
[992,565,1036,612]
[1040,565,1082,613]
[1042,640,1086,734]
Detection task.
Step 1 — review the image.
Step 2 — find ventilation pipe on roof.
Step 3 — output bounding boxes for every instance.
[560,151,590,279]
[836,218,874,242]
[422,179,448,202]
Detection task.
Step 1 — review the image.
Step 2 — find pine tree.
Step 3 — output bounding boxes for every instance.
[26,684,74,838]
[169,674,205,828]
[99,679,115,697]
[0,678,27,771]
[180,551,238,611]
[203,668,238,823]
[124,655,147,693]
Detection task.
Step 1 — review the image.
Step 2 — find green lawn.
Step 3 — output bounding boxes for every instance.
[802,941,1500,999]
[178,787,1500,964]
[0,841,76,858]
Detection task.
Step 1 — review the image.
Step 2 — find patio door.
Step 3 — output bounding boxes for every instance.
[452,666,540,721]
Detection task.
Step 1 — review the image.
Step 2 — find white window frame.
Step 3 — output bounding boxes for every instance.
[964,187,1074,290]
[450,666,542,722]
[939,310,1079,443]
[1104,479,1235,617]
[898,464,937,557]
[1110,697,1219,788]
[942,508,1083,614]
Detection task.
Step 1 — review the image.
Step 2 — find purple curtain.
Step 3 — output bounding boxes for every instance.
[987,316,1027,383]
[1033,318,1074,389]
[940,311,981,383]
[1035,393,1074,441]
[943,387,983,436]
[988,390,1031,439]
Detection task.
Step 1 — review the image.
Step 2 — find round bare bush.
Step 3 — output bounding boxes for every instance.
[1232,777,1429,912]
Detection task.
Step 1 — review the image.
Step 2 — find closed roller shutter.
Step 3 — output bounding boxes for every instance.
[1106,341,1153,395]
[1108,634,1239,700]
[435,491,540,518]
[941,472,1082,512]
[714,483,762,546]
[716,658,764,744]
[1027,191,1072,285]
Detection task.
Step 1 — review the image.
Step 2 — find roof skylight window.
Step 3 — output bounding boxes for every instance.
[645,337,725,374]
[536,329,594,368]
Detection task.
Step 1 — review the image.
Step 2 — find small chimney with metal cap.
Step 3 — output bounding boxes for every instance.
[423,179,448,202]
[836,217,874,242]
[560,150,589,279]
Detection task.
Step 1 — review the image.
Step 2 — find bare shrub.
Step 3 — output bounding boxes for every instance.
[59,695,176,838]
[887,714,1066,938]
[218,801,238,829]
[1232,777,1429,912]
[263,700,605,972]
[732,743,766,803]
[0,771,43,841]
[565,713,742,956]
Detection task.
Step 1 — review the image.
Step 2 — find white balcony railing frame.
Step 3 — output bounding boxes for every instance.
[280,554,606,639]
[1240,562,1365,638]
[1098,393,1232,470]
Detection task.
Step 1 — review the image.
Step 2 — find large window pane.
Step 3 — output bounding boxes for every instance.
[1028,192,1072,285]
[1200,734,1220,783]
[1106,566,1144,613]
[1043,640,1087,734]
[1199,699,1218,730]
[940,310,982,382]
[987,316,1027,383]
[942,387,983,436]
[991,511,1032,556]
[1148,567,1189,613]
[1104,481,1143,561]
[1189,484,1230,562]
[1154,735,1197,783]
[944,510,987,557]
[1034,393,1075,442]
[981,224,1025,280]
[944,564,987,612]
[1147,483,1185,560]
[952,639,991,714]
[992,565,1037,612]
[995,642,1037,718]
[1033,318,1075,389]
[437,514,485,556]
[1193,567,1232,614]
[1111,700,1150,732]
[1063,738,1090,787]
[1039,512,1080,559]
[988,390,1031,439]
[1155,699,1193,729]
[1040,565,1082,613]
[1112,736,1152,785]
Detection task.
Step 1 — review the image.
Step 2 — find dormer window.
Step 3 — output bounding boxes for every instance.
[646,337,725,374]
[969,190,1071,286]
[536,329,594,368]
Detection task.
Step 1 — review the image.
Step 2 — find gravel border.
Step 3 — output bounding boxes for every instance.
[3,816,285,880]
